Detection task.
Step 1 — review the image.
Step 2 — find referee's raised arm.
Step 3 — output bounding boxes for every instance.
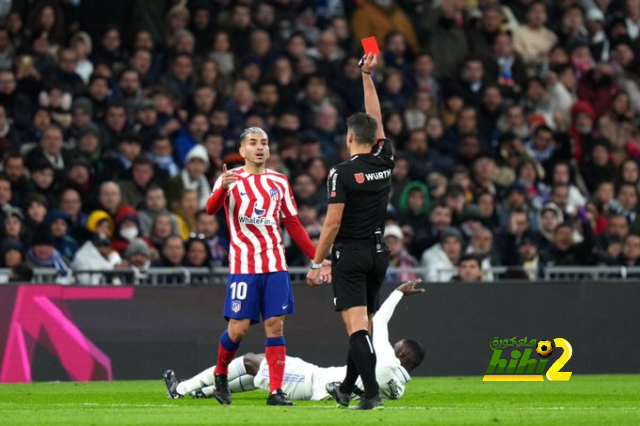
[361,53,385,141]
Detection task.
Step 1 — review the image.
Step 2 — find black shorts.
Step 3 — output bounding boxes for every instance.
[331,240,389,312]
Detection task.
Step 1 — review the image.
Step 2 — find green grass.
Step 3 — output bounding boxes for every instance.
[1,375,639,425]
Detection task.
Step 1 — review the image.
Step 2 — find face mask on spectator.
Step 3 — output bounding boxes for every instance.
[120,227,139,242]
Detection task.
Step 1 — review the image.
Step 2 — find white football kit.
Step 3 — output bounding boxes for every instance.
[253,290,411,400]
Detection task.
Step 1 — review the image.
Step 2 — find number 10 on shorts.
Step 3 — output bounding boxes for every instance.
[230,281,248,300]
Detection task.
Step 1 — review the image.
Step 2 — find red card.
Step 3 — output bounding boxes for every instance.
[361,37,380,55]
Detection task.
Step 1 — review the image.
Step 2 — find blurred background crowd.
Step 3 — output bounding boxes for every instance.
[0,0,640,284]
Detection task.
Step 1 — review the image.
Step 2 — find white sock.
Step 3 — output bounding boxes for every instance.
[227,356,247,381]
[175,356,246,396]
[201,385,215,397]
[176,367,215,396]
[229,375,257,393]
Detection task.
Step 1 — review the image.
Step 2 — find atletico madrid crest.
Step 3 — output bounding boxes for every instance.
[354,173,365,184]
[232,300,242,313]
[269,188,280,201]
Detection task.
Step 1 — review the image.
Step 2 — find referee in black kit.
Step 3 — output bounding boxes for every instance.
[306,53,393,410]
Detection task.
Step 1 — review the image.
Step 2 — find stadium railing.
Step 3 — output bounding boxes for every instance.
[1,266,640,285]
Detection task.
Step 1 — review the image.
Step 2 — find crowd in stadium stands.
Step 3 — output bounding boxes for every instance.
[1,0,640,284]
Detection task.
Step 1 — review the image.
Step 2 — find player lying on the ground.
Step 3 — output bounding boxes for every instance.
[163,279,425,401]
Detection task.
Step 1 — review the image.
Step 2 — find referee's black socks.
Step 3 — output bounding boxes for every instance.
[340,330,379,399]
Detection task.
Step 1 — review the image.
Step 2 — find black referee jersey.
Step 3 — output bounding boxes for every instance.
[327,138,394,240]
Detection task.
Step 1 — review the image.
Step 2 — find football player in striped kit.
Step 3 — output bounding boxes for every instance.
[201,127,330,406]
[163,280,425,402]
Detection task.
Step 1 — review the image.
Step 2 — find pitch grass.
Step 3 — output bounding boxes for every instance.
[1,375,639,426]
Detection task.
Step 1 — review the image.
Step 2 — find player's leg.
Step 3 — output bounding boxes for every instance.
[174,354,250,397]
[262,271,295,406]
[332,243,380,408]
[347,250,389,410]
[214,274,260,404]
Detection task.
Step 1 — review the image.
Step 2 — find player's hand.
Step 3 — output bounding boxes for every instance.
[306,268,323,287]
[319,259,332,284]
[396,279,425,296]
[221,164,239,190]
[360,52,379,74]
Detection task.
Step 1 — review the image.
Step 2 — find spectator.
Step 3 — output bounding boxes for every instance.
[175,113,210,166]
[149,212,178,253]
[3,154,29,207]
[513,1,558,75]
[152,234,186,274]
[118,156,158,209]
[100,102,131,154]
[86,210,115,239]
[610,233,640,267]
[583,140,615,193]
[0,240,25,275]
[540,216,595,268]
[124,238,152,285]
[25,222,72,284]
[598,91,638,164]
[111,206,145,254]
[445,55,489,108]
[172,188,199,237]
[70,32,94,84]
[384,224,418,282]
[166,144,211,211]
[138,185,180,237]
[351,0,419,54]
[184,236,214,270]
[608,183,640,231]
[194,210,228,267]
[465,225,497,280]
[398,180,430,242]
[421,227,464,283]
[2,207,25,246]
[577,63,618,119]
[58,188,88,239]
[420,0,469,79]
[24,125,70,176]
[96,181,134,220]
[453,253,484,282]
[517,230,542,280]
[0,105,21,154]
[538,203,564,250]
[72,234,123,285]
[45,208,78,260]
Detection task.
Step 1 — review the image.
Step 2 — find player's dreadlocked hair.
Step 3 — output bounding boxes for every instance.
[402,339,425,372]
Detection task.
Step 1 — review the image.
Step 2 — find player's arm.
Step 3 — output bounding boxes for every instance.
[312,203,344,265]
[280,177,317,260]
[307,169,346,286]
[360,53,384,140]
[205,164,237,215]
[282,215,316,260]
[372,280,424,349]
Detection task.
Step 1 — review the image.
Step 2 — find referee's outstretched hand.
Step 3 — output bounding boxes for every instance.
[396,279,425,296]
[221,164,239,190]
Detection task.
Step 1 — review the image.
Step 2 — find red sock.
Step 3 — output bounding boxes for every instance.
[214,342,238,376]
[265,345,286,393]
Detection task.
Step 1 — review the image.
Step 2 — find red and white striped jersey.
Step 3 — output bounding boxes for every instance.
[211,167,298,274]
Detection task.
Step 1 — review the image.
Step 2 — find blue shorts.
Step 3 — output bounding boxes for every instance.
[223,271,295,324]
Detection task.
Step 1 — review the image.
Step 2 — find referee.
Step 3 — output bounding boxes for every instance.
[306,53,393,410]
